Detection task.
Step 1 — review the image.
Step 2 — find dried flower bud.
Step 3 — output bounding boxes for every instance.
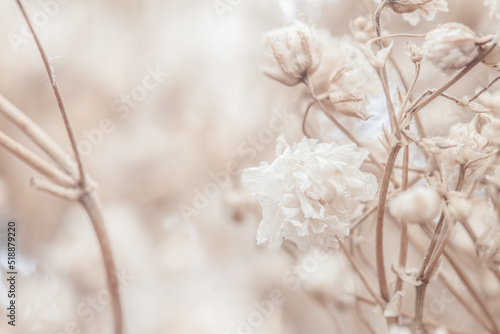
[261,21,321,86]
[446,191,472,222]
[389,186,441,224]
[477,228,500,270]
[361,42,393,70]
[387,0,448,26]
[480,41,500,68]
[405,42,423,63]
[481,118,500,146]
[423,23,479,74]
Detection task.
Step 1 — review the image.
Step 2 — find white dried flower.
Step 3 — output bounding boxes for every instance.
[261,20,321,86]
[387,0,449,26]
[485,0,500,20]
[447,122,492,166]
[481,118,500,146]
[242,135,378,252]
[423,23,479,74]
[477,228,500,270]
[389,186,441,224]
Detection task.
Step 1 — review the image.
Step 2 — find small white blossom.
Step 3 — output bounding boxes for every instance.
[485,0,500,20]
[389,186,441,224]
[387,0,449,26]
[423,23,479,74]
[242,135,377,252]
[261,20,321,86]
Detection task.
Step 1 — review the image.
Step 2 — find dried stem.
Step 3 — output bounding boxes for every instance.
[0,130,76,188]
[417,212,446,279]
[444,251,500,333]
[404,220,494,332]
[470,74,500,102]
[16,0,86,187]
[303,78,399,186]
[395,144,409,294]
[80,191,124,334]
[418,165,465,280]
[414,284,427,334]
[373,0,401,139]
[367,33,425,48]
[406,43,497,119]
[0,94,76,176]
[375,145,401,302]
[0,2,125,334]
[302,101,315,138]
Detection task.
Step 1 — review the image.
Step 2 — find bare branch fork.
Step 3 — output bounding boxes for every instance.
[0,2,123,333]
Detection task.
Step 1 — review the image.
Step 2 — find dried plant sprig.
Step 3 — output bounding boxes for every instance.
[0,130,76,188]
[15,0,86,187]
[0,2,125,334]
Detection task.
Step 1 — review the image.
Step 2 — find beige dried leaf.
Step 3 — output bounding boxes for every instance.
[392,263,422,286]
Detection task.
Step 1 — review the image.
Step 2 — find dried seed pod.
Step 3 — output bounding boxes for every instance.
[423,23,479,74]
[261,20,321,86]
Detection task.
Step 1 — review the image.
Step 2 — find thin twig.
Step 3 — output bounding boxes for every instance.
[444,251,500,333]
[407,43,497,118]
[375,145,401,302]
[395,144,409,294]
[0,94,76,176]
[16,0,86,187]
[470,75,500,102]
[0,130,76,188]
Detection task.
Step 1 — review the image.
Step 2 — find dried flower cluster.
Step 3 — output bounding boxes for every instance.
[242,1,500,333]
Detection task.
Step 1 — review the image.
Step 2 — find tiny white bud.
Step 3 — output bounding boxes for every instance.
[389,186,441,224]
